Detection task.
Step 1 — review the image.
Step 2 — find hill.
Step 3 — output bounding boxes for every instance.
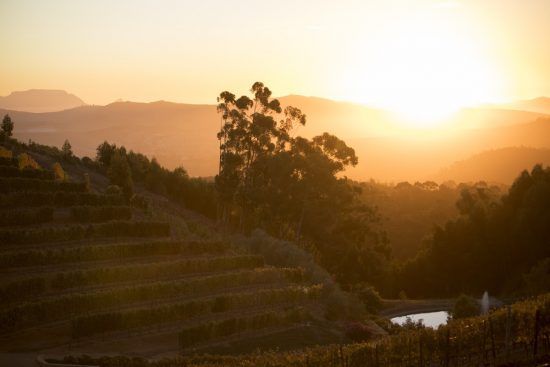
[0,142,349,358]
[436,146,550,183]
[505,96,550,115]
[2,95,549,180]
[347,118,550,182]
[0,90,86,113]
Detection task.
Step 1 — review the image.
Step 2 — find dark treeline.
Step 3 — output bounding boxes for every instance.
[359,180,505,259]
[395,164,550,298]
[94,141,216,217]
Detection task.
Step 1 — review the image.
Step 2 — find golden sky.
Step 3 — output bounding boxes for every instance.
[1,0,549,114]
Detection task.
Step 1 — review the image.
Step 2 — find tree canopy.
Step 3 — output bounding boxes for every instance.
[215,82,389,287]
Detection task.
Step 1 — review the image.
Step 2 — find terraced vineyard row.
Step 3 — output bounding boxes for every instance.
[51,293,550,366]
[0,147,326,354]
[0,240,230,268]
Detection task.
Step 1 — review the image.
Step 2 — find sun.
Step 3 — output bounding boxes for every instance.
[340,6,502,129]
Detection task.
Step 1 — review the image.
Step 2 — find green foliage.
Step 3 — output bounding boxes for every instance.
[451,294,479,319]
[70,205,132,222]
[0,220,170,244]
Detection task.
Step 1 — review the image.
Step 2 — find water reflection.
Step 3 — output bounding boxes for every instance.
[391,311,449,329]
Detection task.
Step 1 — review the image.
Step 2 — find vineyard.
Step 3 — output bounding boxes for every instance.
[0,146,334,357]
[51,293,550,366]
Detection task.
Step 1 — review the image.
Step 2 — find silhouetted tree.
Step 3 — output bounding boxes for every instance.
[108,151,133,196]
[1,114,14,141]
[61,139,73,159]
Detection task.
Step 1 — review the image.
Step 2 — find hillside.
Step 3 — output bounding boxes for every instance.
[436,146,550,183]
[44,294,550,367]
[2,94,549,181]
[347,118,550,182]
[505,96,550,115]
[0,90,86,113]
[0,143,347,358]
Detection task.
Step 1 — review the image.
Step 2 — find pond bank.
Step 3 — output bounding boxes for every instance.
[380,299,454,318]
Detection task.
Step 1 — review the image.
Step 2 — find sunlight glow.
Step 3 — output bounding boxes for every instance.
[342,6,504,128]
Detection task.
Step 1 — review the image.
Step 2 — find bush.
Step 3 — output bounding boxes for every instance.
[53,162,69,181]
[355,284,383,313]
[18,153,40,170]
[451,294,479,319]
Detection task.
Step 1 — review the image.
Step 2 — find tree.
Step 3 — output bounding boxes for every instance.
[216,81,306,227]
[96,141,117,167]
[108,151,133,196]
[1,114,14,141]
[215,82,389,288]
[61,139,73,159]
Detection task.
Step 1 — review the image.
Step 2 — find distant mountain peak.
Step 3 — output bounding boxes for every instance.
[0,89,86,113]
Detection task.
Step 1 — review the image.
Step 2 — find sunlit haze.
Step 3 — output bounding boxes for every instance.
[2,0,550,128]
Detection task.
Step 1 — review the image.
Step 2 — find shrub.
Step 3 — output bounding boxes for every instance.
[451,294,479,319]
[354,284,383,313]
[18,153,40,169]
[53,162,69,181]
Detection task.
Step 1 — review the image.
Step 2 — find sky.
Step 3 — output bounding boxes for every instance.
[1,0,550,114]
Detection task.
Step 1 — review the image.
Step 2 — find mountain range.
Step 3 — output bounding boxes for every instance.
[2,89,550,183]
[0,89,85,113]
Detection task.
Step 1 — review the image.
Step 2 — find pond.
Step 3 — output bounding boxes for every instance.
[391,311,449,329]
